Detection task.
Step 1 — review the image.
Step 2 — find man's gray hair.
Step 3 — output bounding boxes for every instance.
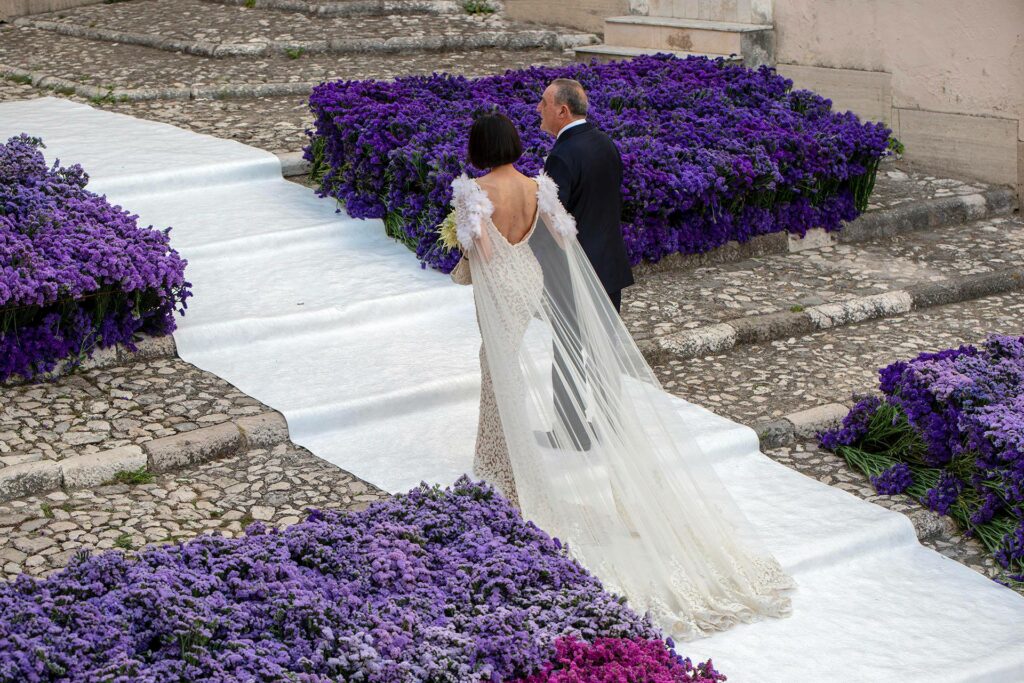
[550,78,589,117]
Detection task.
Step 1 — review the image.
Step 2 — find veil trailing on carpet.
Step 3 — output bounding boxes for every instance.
[453,172,794,640]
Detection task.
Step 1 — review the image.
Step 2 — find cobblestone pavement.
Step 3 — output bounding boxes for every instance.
[765,438,1020,594]
[868,166,993,207]
[653,292,1024,425]
[26,0,556,47]
[0,26,574,90]
[0,357,267,469]
[621,213,1024,340]
[0,441,388,580]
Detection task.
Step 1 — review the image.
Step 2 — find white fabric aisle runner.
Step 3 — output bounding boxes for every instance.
[3,98,1022,682]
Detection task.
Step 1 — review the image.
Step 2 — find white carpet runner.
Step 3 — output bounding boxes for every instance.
[3,97,1022,682]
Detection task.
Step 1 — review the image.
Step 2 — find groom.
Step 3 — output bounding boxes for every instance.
[537,79,634,450]
[537,78,634,311]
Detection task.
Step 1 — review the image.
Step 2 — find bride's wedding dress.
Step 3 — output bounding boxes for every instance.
[451,172,794,641]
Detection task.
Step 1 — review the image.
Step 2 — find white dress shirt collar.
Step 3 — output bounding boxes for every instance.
[556,118,587,140]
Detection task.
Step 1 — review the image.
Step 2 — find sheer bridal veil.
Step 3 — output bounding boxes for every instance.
[454,172,794,640]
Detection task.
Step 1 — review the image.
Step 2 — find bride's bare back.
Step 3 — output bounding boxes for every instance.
[473,169,539,246]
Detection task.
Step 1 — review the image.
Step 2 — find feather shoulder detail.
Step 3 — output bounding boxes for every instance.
[450,173,494,251]
[535,172,577,238]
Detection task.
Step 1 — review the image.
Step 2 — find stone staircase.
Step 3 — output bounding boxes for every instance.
[576,1,773,66]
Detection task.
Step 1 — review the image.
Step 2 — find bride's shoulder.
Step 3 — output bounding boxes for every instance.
[451,173,493,212]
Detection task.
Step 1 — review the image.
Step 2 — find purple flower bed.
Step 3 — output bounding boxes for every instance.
[0,478,720,682]
[306,55,891,272]
[820,336,1024,582]
[0,135,191,382]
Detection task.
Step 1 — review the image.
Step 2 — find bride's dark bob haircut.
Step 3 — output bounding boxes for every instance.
[468,112,523,170]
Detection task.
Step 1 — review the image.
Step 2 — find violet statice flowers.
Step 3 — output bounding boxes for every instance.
[306,54,891,272]
[820,336,1024,575]
[0,135,191,381]
[0,478,714,683]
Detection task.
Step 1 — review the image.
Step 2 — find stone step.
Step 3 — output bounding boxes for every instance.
[201,0,466,17]
[573,44,740,64]
[645,0,772,25]
[16,0,597,57]
[627,208,1024,360]
[652,290,1024,432]
[0,26,574,105]
[603,15,773,66]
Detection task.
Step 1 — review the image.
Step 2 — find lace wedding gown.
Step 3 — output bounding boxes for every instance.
[451,172,794,641]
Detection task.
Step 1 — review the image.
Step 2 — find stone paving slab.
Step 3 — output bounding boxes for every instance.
[0,441,389,580]
[653,292,1024,426]
[19,0,593,56]
[0,25,574,91]
[0,357,267,468]
[622,211,1023,341]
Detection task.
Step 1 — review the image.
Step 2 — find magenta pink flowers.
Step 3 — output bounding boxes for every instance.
[512,636,726,682]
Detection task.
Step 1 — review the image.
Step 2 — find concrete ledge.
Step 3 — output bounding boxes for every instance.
[144,422,244,473]
[60,445,146,489]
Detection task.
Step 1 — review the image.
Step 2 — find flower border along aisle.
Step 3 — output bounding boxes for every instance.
[820,336,1024,585]
[0,135,191,382]
[0,479,726,682]
[306,54,892,273]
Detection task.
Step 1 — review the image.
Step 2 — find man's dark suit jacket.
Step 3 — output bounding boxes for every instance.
[543,121,635,296]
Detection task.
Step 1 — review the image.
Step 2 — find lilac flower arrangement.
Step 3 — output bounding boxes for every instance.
[306,55,891,272]
[820,336,1024,581]
[0,135,191,381]
[0,478,719,682]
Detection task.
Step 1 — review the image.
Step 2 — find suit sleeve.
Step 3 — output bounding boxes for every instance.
[543,153,574,211]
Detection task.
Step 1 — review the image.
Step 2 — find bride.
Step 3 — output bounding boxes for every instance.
[449,112,794,641]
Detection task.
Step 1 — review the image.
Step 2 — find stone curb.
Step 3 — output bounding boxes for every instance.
[751,402,959,543]
[651,267,1024,363]
[14,17,598,58]
[0,411,290,504]
[205,0,473,17]
[277,151,312,177]
[754,402,850,450]
[0,334,177,388]
[634,187,1017,277]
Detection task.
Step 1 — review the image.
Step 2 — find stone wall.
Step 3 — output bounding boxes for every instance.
[774,0,1023,195]
[1,0,103,19]
[505,0,631,34]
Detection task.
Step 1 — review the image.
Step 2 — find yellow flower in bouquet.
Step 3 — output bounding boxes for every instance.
[436,209,460,253]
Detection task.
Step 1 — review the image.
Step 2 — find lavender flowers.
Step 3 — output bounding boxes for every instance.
[0,478,716,682]
[820,336,1024,580]
[0,135,191,381]
[306,55,891,272]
